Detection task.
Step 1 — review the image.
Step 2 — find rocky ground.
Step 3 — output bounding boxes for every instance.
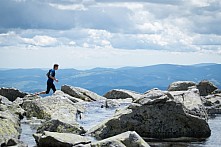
[0,80,220,147]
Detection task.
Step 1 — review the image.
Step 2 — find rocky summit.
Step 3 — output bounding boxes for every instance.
[88,88,211,140]
[1,80,220,146]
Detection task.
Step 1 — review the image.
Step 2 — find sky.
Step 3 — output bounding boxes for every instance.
[0,0,221,69]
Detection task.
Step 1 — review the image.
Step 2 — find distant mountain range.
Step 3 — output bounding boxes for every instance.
[0,63,220,95]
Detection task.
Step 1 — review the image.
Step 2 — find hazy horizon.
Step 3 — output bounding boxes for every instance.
[0,62,219,70]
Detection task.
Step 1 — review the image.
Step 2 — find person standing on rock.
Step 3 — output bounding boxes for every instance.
[35,64,59,95]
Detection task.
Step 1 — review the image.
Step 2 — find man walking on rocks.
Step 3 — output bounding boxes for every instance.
[36,64,59,95]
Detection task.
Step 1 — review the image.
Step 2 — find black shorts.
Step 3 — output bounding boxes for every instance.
[46,82,56,94]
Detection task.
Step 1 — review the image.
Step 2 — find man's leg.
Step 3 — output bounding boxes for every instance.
[51,83,56,93]
[45,82,52,94]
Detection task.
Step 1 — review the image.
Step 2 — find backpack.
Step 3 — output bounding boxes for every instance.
[46,69,51,77]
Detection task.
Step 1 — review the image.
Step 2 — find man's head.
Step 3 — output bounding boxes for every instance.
[53,64,59,70]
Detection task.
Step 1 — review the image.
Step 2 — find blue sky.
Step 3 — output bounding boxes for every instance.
[0,0,221,69]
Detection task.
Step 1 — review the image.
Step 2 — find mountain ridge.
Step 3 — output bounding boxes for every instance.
[0,64,220,95]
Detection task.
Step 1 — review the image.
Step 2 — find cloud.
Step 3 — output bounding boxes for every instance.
[0,31,58,47]
[0,0,221,68]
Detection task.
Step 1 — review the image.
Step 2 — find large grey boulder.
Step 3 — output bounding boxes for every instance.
[88,89,210,140]
[22,91,84,124]
[0,88,28,101]
[104,89,142,100]
[168,88,208,118]
[33,131,90,147]
[61,85,106,102]
[0,95,25,119]
[197,80,218,96]
[202,93,221,114]
[168,81,196,91]
[37,119,86,135]
[135,88,166,104]
[91,131,150,147]
[0,105,21,146]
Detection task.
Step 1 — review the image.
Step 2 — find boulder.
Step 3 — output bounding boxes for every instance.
[202,94,221,114]
[0,96,25,119]
[91,131,150,147]
[88,89,210,140]
[167,81,196,91]
[22,91,84,124]
[212,89,221,94]
[37,119,86,135]
[103,89,142,100]
[168,88,208,118]
[33,131,90,147]
[0,106,21,146]
[0,88,28,101]
[0,95,13,106]
[61,85,106,102]
[197,80,218,96]
[102,99,120,108]
[135,88,167,104]
[54,90,84,103]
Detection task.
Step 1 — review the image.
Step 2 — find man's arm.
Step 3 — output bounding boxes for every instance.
[49,75,58,82]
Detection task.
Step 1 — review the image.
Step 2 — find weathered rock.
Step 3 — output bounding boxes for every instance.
[0,107,21,146]
[88,89,210,140]
[0,95,25,119]
[33,131,91,147]
[8,104,25,119]
[102,99,120,108]
[206,108,221,114]
[197,80,218,96]
[135,88,167,104]
[22,91,84,125]
[91,131,150,147]
[22,94,41,102]
[0,95,13,106]
[212,89,221,94]
[168,88,208,118]
[202,94,221,114]
[168,81,197,91]
[61,85,106,101]
[0,88,28,101]
[37,119,86,135]
[204,94,221,106]
[54,90,84,103]
[104,89,142,100]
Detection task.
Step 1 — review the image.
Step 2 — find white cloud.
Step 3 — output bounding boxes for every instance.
[22,35,58,46]
[0,0,221,68]
[0,31,58,47]
[49,3,87,11]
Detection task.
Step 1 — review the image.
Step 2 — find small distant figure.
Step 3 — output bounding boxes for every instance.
[35,64,59,95]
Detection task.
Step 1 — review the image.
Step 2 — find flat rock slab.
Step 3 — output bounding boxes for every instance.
[61,85,106,102]
[104,89,142,100]
[34,131,90,147]
[91,131,150,147]
[168,81,196,91]
[22,92,83,125]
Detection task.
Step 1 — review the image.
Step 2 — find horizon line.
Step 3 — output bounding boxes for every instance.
[0,63,219,70]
